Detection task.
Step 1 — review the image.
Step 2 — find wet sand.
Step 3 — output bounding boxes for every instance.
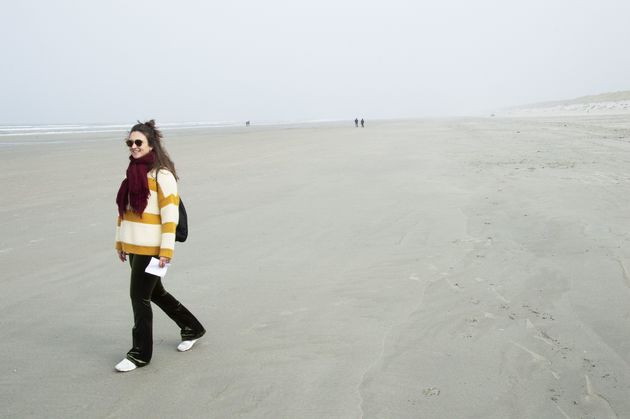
[2,116,630,418]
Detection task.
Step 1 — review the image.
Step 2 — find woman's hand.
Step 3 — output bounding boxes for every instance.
[117,250,127,262]
[159,257,170,268]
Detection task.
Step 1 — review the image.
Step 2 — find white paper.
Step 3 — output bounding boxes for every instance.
[145,257,171,277]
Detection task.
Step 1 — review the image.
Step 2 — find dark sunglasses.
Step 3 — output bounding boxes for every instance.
[126,139,144,147]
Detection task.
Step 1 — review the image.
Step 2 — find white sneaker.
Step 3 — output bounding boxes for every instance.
[115,358,137,372]
[177,339,199,352]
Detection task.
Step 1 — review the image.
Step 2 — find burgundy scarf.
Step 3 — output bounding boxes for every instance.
[116,152,156,217]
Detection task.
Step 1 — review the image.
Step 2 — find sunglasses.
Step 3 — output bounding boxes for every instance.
[125,139,144,147]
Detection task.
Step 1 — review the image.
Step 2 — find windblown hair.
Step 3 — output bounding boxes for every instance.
[129,120,178,180]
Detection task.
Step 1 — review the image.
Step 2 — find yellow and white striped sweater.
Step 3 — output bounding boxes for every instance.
[115,169,179,259]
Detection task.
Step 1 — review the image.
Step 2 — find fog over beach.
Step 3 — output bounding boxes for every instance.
[2,1,630,124]
[3,0,630,418]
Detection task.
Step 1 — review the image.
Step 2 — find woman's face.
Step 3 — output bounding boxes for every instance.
[127,131,153,159]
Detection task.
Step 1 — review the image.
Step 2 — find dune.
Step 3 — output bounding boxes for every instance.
[499,90,630,116]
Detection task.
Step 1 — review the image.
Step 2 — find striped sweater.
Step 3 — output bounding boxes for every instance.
[115,169,179,259]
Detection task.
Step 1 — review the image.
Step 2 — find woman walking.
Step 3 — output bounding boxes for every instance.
[114,120,205,372]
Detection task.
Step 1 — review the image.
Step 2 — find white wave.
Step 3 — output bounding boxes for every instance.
[0,124,126,132]
[0,128,128,137]
[0,121,241,137]
[0,119,346,139]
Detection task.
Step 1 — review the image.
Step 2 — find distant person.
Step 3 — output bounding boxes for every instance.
[361,118,365,128]
[354,118,359,127]
[246,120,250,126]
[114,120,205,372]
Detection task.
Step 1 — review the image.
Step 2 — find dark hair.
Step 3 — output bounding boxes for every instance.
[129,119,178,179]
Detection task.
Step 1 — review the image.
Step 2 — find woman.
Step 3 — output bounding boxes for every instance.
[114,120,205,372]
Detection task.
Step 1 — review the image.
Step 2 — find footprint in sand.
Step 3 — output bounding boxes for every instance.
[422,387,440,397]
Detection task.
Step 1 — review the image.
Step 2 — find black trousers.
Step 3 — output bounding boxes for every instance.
[126,254,205,366]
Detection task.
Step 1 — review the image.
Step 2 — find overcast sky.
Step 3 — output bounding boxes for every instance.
[1,0,629,125]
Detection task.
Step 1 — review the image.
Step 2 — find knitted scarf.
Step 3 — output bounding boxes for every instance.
[116,152,156,217]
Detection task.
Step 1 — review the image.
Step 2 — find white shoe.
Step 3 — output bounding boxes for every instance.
[177,339,199,352]
[115,358,137,372]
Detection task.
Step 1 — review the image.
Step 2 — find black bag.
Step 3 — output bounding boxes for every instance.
[176,199,188,242]
[156,171,188,242]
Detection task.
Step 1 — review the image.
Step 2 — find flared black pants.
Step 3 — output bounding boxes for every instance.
[126,254,205,366]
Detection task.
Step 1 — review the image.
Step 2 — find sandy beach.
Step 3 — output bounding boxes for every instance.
[3,115,630,418]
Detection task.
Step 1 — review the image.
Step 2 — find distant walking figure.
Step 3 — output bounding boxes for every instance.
[114,120,205,372]
[246,120,250,126]
[361,118,365,128]
[354,118,359,127]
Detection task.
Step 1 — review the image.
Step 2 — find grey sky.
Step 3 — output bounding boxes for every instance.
[1,0,629,124]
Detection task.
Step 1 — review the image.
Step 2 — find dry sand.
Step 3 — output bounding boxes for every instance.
[2,115,630,418]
